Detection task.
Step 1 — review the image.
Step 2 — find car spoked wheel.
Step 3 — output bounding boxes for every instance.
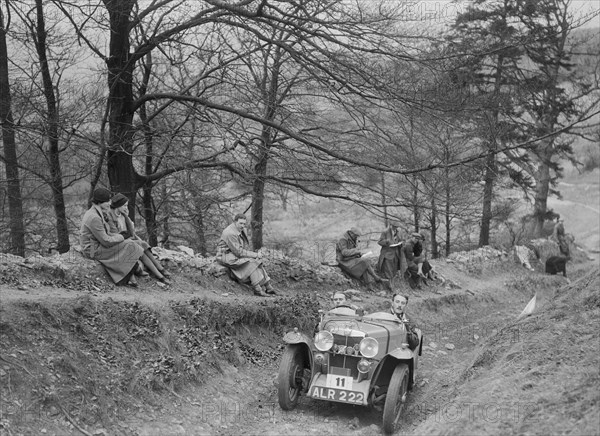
[382,363,409,434]
[277,345,305,410]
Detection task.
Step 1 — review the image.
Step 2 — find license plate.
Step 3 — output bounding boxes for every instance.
[326,373,353,390]
[309,386,365,404]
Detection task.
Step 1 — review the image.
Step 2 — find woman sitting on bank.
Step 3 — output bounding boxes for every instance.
[107,193,171,283]
[80,188,145,287]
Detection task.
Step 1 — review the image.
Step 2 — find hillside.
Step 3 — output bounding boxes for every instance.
[0,239,598,435]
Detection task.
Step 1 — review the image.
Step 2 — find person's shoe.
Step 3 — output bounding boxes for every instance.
[160,269,172,278]
[253,285,268,297]
[373,274,383,283]
[158,276,171,285]
[264,282,278,295]
[127,276,138,288]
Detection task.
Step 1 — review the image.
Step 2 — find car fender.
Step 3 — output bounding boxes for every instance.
[282,329,313,369]
[371,351,415,392]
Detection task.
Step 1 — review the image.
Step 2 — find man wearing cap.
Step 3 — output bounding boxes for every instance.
[400,232,426,289]
[336,227,385,285]
[80,187,144,287]
[377,220,403,288]
[552,215,570,258]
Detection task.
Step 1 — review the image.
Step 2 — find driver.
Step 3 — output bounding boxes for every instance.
[390,293,420,350]
[331,292,358,311]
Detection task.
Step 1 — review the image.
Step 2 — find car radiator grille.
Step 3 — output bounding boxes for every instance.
[329,334,363,378]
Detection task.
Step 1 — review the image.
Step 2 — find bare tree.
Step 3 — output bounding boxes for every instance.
[0,4,25,256]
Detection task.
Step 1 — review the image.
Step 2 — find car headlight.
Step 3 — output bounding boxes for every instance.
[359,337,379,358]
[314,331,334,351]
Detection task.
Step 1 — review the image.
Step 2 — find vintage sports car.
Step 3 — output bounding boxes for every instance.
[277,306,423,434]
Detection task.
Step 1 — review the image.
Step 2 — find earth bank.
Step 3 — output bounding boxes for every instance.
[0,249,598,436]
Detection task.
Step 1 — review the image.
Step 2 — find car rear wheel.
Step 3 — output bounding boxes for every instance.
[277,345,305,410]
[382,363,409,434]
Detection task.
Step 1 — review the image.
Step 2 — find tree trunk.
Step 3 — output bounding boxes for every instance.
[0,9,25,256]
[445,171,451,257]
[381,172,388,225]
[103,0,139,212]
[251,134,269,250]
[479,150,496,247]
[142,183,158,247]
[532,146,552,237]
[412,178,419,232]
[429,195,439,259]
[34,0,69,253]
[192,196,207,256]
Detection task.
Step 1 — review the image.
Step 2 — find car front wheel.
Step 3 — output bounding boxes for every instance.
[382,363,409,434]
[277,345,305,410]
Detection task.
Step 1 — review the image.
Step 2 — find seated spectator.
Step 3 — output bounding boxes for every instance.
[336,227,386,286]
[390,293,420,350]
[377,220,403,288]
[79,188,144,287]
[412,234,435,280]
[216,213,276,297]
[400,233,427,289]
[514,243,542,271]
[107,193,171,284]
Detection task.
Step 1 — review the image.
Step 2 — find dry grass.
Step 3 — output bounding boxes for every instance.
[412,269,600,436]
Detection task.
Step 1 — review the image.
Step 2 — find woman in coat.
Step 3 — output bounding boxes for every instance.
[106,193,171,283]
[79,188,144,287]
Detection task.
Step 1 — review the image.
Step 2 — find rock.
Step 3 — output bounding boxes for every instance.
[437,350,448,355]
[345,289,361,296]
[428,342,437,349]
[445,343,455,350]
[351,296,363,302]
[92,429,108,436]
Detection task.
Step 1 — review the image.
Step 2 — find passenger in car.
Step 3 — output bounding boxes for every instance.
[390,293,420,350]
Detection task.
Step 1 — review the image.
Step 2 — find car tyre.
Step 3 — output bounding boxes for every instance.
[382,363,409,434]
[277,345,305,410]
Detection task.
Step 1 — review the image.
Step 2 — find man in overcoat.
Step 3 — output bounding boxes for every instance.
[377,220,403,286]
[216,213,276,297]
[336,227,384,285]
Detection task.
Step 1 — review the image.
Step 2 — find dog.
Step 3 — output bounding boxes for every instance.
[545,256,568,277]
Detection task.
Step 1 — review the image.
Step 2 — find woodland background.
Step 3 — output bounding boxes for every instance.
[1,0,599,259]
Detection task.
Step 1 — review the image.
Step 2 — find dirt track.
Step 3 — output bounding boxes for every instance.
[93,263,557,435]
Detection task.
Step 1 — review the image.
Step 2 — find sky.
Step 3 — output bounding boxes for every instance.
[405,0,600,28]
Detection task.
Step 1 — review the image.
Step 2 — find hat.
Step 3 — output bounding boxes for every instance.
[111,193,128,209]
[411,232,423,240]
[389,220,401,228]
[349,227,362,236]
[93,187,111,203]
